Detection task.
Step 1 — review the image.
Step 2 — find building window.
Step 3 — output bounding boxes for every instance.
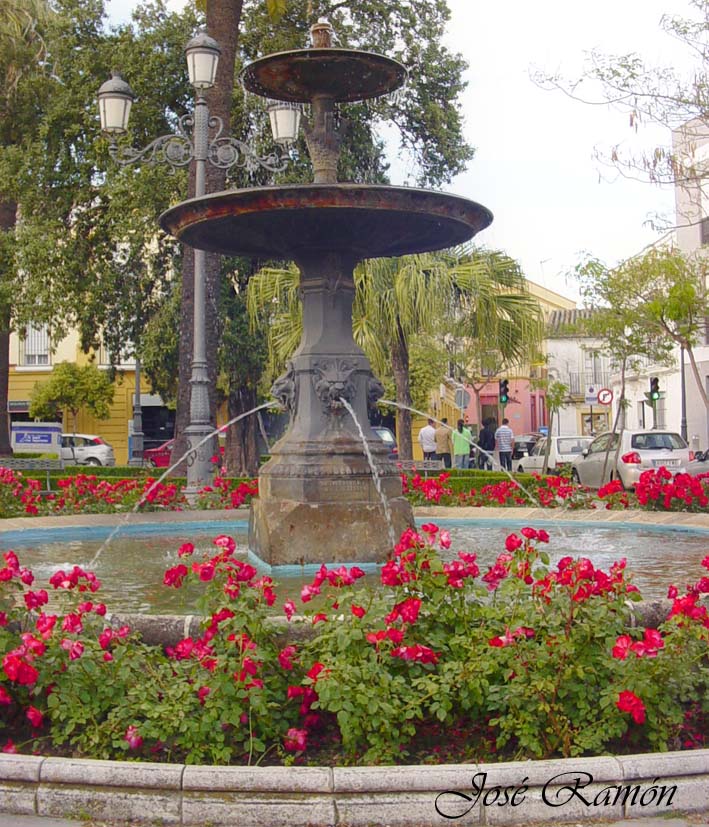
[98,340,135,367]
[19,324,50,366]
[637,401,646,429]
[701,217,709,246]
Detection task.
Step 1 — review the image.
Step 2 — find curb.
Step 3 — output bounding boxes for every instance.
[0,749,707,825]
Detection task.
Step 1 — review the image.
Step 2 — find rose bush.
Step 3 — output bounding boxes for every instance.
[1,465,706,516]
[635,467,709,513]
[0,469,258,518]
[402,468,709,512]
[0,526,707,764]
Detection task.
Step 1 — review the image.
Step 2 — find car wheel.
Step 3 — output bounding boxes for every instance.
[517,465,525,473]
[86,458,102,466]
[571,469,581,485]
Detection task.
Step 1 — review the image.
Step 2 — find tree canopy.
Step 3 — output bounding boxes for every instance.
[4,0,478,468]
[576,246,709,422]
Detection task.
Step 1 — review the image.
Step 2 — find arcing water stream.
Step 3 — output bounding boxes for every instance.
[340,398,397,551]
[88,401,275,567]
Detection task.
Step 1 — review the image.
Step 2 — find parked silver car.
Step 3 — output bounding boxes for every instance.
[571,429,690,489]
[516,435,593,474]
[61,434,116,467]
[688,449,709,476]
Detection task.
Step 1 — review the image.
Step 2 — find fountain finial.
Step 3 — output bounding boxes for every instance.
[310,18,335,48]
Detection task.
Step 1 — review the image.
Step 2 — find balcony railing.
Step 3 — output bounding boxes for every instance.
[567,372,610,396]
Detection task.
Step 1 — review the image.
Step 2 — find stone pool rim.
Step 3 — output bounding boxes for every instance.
[1,505,707,540]
[1,748,708,825]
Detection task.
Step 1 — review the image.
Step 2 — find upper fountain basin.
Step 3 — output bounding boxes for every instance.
[159,184,493,260]
[241,48,407,103]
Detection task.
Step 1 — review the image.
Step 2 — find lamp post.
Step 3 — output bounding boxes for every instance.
[97,31,300,493]
[128,357,144,467]
[680,345,688,442]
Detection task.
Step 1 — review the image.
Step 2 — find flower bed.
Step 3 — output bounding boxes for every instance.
[0,467,258,518]
[0,525,707,766]
[402,468,709,512]
[1,464,707,518]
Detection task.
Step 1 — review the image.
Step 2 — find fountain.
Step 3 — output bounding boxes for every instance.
[160,20,493,565]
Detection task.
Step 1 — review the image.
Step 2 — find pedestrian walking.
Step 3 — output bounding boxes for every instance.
[452,419,473,469]
[476,417,496,470]
[434,418,453,468]
[418,418,437,460]
[495,418,515,471]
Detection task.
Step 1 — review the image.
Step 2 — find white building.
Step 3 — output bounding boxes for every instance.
[670,119,709,450]
[545,309,613,437]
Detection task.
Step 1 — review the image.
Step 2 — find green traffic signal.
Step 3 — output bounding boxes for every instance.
[649,376,660,401]
[499,378,509,405]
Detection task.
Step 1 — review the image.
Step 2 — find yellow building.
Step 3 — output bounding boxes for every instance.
[8,326,158,465]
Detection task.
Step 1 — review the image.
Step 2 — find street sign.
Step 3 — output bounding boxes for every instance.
[584,386,597,405]
[597,388,613,406]
[11,422,62,456]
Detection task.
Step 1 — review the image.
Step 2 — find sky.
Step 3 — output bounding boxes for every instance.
[106,0,694,302]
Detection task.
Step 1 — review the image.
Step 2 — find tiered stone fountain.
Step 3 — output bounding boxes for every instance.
[161,20,493,565]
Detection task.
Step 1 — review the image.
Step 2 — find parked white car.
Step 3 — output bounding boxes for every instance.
[571,429,690,489]
[516,435,593,474]
[688,449,709,476]
[61,434,116,467]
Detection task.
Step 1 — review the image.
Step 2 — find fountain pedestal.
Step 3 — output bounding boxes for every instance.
[248,250,412,565]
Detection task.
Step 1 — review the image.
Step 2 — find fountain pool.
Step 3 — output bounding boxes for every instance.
[1,518,707,613]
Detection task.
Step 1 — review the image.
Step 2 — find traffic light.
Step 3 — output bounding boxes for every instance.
[499,378,509,405]
[650,376,660,402]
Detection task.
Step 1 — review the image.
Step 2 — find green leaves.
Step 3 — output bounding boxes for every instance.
[29,361,114,423]
[264,0,287,21]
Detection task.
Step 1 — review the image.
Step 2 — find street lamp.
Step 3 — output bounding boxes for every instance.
[98,31,300,493]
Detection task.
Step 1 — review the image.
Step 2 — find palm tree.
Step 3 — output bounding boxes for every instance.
[353,254,454,459]
[248,247,544,460]
[0,0,50,455]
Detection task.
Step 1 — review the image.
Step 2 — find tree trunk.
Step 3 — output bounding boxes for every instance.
[391,319,413,460]
[602,358,626,484]
[542,412,552,474]
[171,0,243,472]
[225,385,260,476]
[0,198,16,456]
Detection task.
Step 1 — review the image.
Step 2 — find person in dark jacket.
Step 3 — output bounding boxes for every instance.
[477,418,496,470]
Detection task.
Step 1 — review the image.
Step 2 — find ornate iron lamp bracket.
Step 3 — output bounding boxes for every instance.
[106,111,289,174]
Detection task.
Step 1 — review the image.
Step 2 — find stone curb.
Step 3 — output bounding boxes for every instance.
[106,595,705,648]
[0,750,707,825]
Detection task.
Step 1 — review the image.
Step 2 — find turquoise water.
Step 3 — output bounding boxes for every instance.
[0,519,707,614]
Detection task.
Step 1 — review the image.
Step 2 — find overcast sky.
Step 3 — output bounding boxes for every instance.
[107,0,694,302]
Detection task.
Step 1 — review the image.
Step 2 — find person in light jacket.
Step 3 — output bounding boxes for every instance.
[452,419,473,469]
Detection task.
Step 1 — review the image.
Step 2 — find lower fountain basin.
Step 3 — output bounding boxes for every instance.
[3,514,707,613]
[159,184,493,259]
